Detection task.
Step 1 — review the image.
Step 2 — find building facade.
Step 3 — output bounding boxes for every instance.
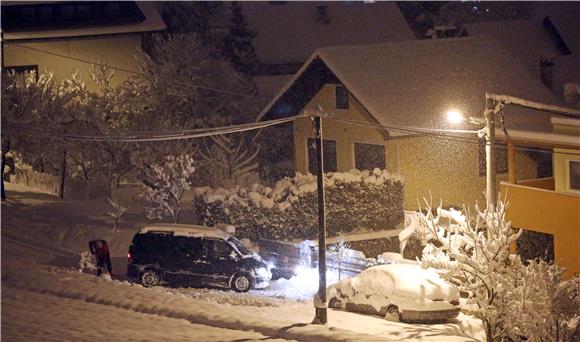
[2,1,166,91]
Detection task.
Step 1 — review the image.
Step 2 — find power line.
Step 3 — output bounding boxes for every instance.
[5,114,579,157]
[326,116,580,157]
[3,115,301,142]
[8,43,269,101]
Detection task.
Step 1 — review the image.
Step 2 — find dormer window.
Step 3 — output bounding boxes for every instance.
[335,85,349,109]
[315,5,330,24]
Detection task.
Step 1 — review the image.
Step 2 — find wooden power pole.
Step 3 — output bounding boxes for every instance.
[313,115,327,324]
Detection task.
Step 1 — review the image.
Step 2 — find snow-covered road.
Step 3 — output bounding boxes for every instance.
[1,183,484,341]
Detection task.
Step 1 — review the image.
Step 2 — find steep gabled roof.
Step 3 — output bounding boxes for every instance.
[241,1,415,65]
[1,1,165,41]
[258,37,563,133]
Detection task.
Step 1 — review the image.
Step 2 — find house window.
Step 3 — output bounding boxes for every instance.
[517,229,554,264]
[568,160,580,191]
[1,2,145,31]
[354,143,386,171]
[335,85,349,109]
[478,141,508,176]
[308,138,337,174]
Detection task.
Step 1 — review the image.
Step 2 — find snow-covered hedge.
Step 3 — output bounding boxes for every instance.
[194,169,404,240]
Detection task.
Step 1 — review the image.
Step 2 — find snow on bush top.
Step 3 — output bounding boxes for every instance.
[194,169,403,211]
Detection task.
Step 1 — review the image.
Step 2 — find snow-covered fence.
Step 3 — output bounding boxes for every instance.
[15,168,59,194]
[14,167,106,199]
[194,169,404,241]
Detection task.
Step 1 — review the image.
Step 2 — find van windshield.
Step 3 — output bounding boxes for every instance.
[227,237,252,256]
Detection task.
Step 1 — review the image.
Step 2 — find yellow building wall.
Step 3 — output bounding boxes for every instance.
[293,84,391,174]
[390,136,537,209]
[501,182,580,278]
[4,35,142,92]
[293,83,538,210]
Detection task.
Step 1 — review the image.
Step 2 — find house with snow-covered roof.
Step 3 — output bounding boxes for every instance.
[1,1,166,91]
[500,116,580,278]
[463,1,580,106]
[239,1,416,98]
[257,36,568,210]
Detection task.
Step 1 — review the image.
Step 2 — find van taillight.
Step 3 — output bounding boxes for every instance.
[128,252,133,263]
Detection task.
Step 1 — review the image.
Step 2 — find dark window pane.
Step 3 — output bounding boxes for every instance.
[517,229,554,264]
[76,4,92,19]
[355,143,386,171]
[106,3,121,16]
[211,239,233,257]
[570,161,580,191]
[1,2,145,32]
[335,85,349,109]
[22,7,36,18]
[478,141,508,176]
[61,5,75,20]
[37,6,54,21]
[308,138,337,173]
[5,65,39,81]
[174,236,202,258]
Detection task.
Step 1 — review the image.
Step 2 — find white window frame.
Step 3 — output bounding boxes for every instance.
[565,159,580,194]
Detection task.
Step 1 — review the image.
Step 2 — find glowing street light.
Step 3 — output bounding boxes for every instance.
[445,103,498,207]
[446,109,464,125]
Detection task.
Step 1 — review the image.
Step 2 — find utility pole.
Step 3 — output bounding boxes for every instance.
[483,96,497,208]
[312,114,327,325]
[472,93,580,208]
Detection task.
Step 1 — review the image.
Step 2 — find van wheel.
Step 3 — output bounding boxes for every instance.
[231,273,252,292]
[385,305,401,322]
[141,269,161,287]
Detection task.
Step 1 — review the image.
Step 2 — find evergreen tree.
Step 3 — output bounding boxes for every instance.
[222,2,259,76]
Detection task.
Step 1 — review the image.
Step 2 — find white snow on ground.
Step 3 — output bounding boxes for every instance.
[2,183,484,341]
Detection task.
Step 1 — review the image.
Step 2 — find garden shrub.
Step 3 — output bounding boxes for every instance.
[194,169,404,240]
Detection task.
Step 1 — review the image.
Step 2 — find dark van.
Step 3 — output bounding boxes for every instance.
[127,224,271,292]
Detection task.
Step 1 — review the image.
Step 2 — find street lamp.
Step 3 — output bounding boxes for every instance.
[445,99,501,208]
[446,109,464,125]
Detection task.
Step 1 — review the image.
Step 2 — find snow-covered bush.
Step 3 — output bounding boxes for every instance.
[195,169,404,240]
[140,154,195,223]
[418,199,579,342]
[419,200,520,341]
[78,250,96,273]
[507,259,580,342]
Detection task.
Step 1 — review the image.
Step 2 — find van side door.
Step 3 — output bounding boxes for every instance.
[165,236,209,285]
[205,238,238,287]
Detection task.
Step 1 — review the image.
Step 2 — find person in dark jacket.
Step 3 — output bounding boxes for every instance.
[89,239,112,276]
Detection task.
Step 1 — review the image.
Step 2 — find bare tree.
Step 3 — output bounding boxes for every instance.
[106,195,128,232]
[199,119,260,185]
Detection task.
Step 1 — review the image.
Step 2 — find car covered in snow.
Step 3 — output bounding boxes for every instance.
[127,224,271,292]
[322,264,460,323]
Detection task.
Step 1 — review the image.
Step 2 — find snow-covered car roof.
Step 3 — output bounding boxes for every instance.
[336,264,459,303]
[139,224,232,240]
